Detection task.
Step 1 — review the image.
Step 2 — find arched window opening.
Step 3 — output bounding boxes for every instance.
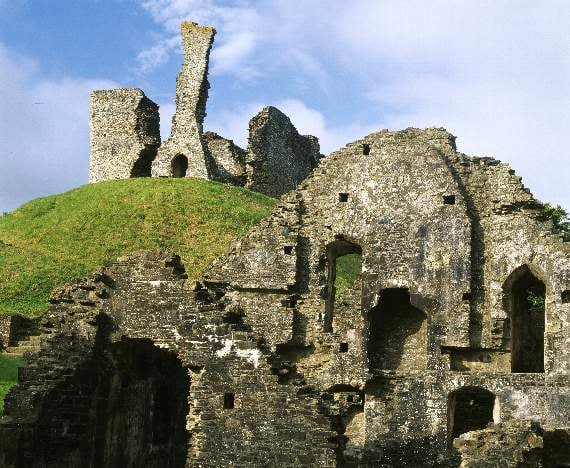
[92,339,190,467]
[324,240,362,332]
[503,265,545,373]
[367,288,427,372]
[448,387,494,442]
[171,154,188,178]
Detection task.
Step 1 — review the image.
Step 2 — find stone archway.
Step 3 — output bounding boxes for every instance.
[171,154,189,178]
[503,265,546,373]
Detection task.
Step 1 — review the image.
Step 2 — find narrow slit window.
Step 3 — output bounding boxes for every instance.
[223,392,235,409]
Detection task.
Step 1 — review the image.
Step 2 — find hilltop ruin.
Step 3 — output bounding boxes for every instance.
[1,21,569,468]
[88,22,322,198]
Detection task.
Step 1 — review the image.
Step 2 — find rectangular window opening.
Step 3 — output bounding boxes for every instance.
[339,342,349,353]
[462,292,472,301]
[562,290,570,304]
[362,144,371,155]
[443,195,456,205]
[339,193,349,202]
[283,245,294,255]
[223,392,235,409]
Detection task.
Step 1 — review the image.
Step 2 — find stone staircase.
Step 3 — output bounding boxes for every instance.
[2,335,40,358]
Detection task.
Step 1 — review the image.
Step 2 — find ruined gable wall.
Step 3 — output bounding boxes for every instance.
[446,152,570,373]
[204,127,570,465]
[151,23,215,179]
[89,88,160,183]
[246,106,322,197]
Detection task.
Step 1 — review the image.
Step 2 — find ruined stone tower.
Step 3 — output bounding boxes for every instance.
[88,89,160,183]
[88,22,322,197]
[151,22,215,179]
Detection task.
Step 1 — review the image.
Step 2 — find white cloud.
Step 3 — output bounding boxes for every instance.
[0,44,117,212]
[139,0,261,76]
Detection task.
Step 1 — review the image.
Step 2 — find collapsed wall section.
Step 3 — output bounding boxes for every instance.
[203,131,247,186]
[246,106,322,197]
[89,89,160,183]
[151,22,215,179]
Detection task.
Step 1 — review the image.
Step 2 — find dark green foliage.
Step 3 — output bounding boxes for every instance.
[526,286,545,311]
[538,204,570,241]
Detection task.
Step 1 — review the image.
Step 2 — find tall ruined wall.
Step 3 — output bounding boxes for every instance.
[447,153,570,373]
[151,22,215,179]
[3,126,569,467]
[246,106,322,197]
[205,127,570,465]
[89,89,160,183]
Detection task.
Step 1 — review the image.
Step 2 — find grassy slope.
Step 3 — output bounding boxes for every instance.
[0,355,23,415]
[0,178,276,317]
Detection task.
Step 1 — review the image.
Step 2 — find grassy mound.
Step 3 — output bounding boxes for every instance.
[0,178,277,317]
[0,355,23,415]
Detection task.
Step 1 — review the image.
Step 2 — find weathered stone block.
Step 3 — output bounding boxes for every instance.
[246,106,322,197]
[89,88,160,182]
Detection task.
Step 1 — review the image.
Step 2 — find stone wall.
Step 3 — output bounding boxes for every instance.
[203,131,247,186]
[151,22,215,179]
[454,420,570,467]
[4,126,570,467]
[246,106,322,197]
[89,89,160,183]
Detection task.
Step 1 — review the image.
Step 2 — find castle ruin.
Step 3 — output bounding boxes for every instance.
[1,21,569,468]
[88,22,322,197]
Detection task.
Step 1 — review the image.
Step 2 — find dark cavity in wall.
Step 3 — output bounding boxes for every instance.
[367,288,427,371]
[92,338,190,468]
[131,145,159,178]
[171,154,189,178]
[502,265,545,373]
[448,387,494,442]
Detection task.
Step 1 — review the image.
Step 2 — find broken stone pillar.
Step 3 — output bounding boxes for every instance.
[203,132,247,186]
[246,106,322,197]
[151,22,216,179]
[89,89,160,183]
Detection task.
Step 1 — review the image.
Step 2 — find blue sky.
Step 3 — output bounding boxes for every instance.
[0,0,569,212]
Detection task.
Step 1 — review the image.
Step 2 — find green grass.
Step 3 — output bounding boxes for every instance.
[336,253,362,297]
[0,178,276,317]
[0,355,23,415]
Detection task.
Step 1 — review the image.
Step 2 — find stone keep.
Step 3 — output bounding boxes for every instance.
[88,89,160,182]
[87,22,323,198]
[151,22,215,179]
[2,127,568,467]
